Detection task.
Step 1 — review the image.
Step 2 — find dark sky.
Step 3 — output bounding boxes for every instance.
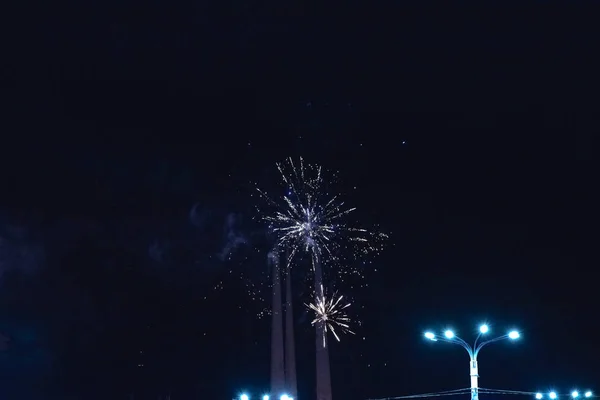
[2,1,599,400]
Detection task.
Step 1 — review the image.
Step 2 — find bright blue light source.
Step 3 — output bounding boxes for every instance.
[584,392,592,398]
[241,394,250,400]
[424,332,435,340]
[549,392,557,399]
[508,330,520,339]
[280,395,290,400]
[444,330,455,339]
[263,396,270,400]
[536,394,543,399]
[479,324,489,334]
[573,392,580,398]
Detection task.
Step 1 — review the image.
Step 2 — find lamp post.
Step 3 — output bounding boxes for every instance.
[423,324,520,400]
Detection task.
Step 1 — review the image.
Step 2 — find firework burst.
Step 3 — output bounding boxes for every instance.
[255,157,388,278]
[306,285,354,347]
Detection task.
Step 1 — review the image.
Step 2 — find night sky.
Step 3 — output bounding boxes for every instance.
[2,2,599,400]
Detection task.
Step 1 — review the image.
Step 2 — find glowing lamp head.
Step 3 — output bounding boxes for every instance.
[444,330,455,339]
[479,324,489,334]
[280,395,290,400]
[240,395,250,400]
[424,332,436,340]
[536,394,544,399]
[584,392,592,398]
[508,330,520,339]
[550,392,558,399]
[263,396,270,400]
[573,392,580,398]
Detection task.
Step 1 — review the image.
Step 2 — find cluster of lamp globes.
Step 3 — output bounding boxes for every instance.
[239,394,293,400]
[424,324,520,340]
[536,392,593,400]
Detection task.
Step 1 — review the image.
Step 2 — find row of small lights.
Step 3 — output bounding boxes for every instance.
[536,392,593,399]
[239,394,294,400]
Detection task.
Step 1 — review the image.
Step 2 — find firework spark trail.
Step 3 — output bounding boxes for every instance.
[255,157,388,279]
[306,285,355,347]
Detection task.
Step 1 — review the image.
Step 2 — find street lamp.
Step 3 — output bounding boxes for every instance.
[423,324,520,400]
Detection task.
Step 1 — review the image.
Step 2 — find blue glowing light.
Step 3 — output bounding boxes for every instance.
[424,332,435,340]
[240,394,249,400]
[280,395,290,400]
[549,392,557,399]
[479,324,489,334]
[536,394,543,399]
[444,330,455,339]
[584,392,592,398]
[508,330,520,339]
[263,396,270,400]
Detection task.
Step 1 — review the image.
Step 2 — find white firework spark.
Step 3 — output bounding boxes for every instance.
[306,285,354,347]
[255,157,388,278]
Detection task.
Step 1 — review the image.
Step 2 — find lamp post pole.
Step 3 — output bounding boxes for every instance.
[424,325,520,400]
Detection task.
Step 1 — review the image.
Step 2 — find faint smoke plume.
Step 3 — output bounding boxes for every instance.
[189,202,208,229]
[218,213,248,261]
[0,333,8,351]
[0,224,45,279]
[148,239,167,263]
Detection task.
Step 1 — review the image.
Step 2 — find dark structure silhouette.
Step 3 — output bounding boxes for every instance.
[284,257,297,399]
[270,249,299,399]
[270,251,285,397]
[313,256,332,400]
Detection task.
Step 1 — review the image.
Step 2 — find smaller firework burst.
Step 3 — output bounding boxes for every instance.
[306,285,355,347]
